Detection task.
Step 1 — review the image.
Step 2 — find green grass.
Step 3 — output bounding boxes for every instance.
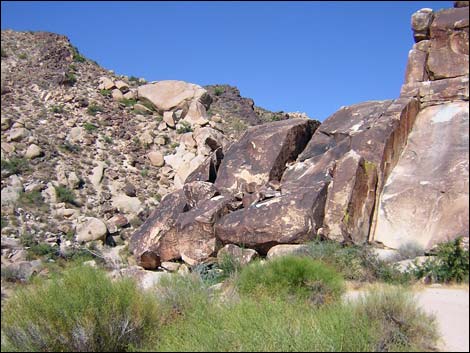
[176,121,193,134]
[18,53,27,60]
[99,89,112,97]
[237,255,344,304]
[50,104,65,114]
[86,103,104,116]
[1,157,29,175]
[120,98,138,107]
[84,122,98,132]
[1,265,160,352]
[213,86,225,96]
[54,185,76,204]
[18,190,47,210]
[72,46,86,63]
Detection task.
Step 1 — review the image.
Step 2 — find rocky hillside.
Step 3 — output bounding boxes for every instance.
[1,30,307,276]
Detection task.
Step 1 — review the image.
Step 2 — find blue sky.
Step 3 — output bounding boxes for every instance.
[2,1,452,121]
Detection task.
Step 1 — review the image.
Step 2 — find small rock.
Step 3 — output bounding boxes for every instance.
[115,80,129,92]
[76,217,107,243]
[24,144,43,159]
[112,89,124,101]
[123,182,137,197]
[147,151,165,167]
[163,111,176,128]
[266,244,310,259]
[161,261,181,272]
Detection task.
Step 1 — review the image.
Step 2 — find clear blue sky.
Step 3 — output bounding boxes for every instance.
[2,1,452,121]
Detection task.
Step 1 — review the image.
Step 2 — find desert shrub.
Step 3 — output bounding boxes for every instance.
[86,103,103,116]
[307,240,411,285]
[1,157,29,175]
[353,286,438,351]
[99,89,111,97]
[191,262,224,286]
[83,122,98,132]
[18,190,46,209]
[412,237,469,283]
[54,185,76,204]
[218,252,242,279]
[18,53,27,60]
[213,86,225,96]
[154,273,211,318]
[176,121,193,134]
[397,242,425,260]
[237,255,344,304]
[1,265,160,352]
[120,98,137,107]
[1,47,7,57]
[50,104,64,114]
[59,141,81,153]
[62,70,77,86]
[71,46,86,63]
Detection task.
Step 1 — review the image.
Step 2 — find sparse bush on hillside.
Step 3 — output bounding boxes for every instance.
[1,157,29,175]
[1,265,159,352]
[411,237,469,283]
[50,104,65,114]
[1,47,7,57]
[99,89,112,97]
[86,103,103,116]
[18,190,47,210]
[213,86,225,96]
[71,45,86,63]
[176,121,193,134]
[237,255,344,304]
[120,98,138,107]
[84,122,98,132]
[54,185,76,205]
[18,53,27,60]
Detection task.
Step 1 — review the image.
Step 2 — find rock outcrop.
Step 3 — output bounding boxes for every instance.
[130,1,468,266]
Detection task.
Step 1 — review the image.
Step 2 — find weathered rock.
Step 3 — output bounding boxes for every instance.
[373,102,469,250]
[185,148,224,184]
[215,118,318,192]
[112,194,142,216]
[176,196,232,263]
[147,151,165,167]
[266,244,310,259]
[323,150,377,244]
[98,77,115,90]
[215,182,328,253]
[179,132,197,149]
[137,80,210,112]
[8,127,29,142]
[163,111,176,128]
[118,266,171,290]
[122,182,137,197]
[427,47,469,79]
[160,261,181,272]
[404,45,428,83]
[111,88,124,101]
[24,144,43,159]
[193,127,231,156]
[182,100,210,126]
[130,189,188,269]
[217,244,258,266]
[89,162,105,188]
[76,217,107,243]
[411,8,434,42]
[133,103,153,114]
[183,181,219,208]
[115,80,129,92]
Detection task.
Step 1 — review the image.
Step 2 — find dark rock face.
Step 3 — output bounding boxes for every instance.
[215,183,329,254]
[129,189,187,269]
[214,118,319,192]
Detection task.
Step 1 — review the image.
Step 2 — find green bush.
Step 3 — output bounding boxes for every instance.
[99,89,112,97]
[72,46,86,63]
[59,141,81,153]
[84,122,98,132]
[86,103,103,116]
[150,286,437,352]
[120,98,137,107]
[18,53,27,60]
[1,47,7,57]
[176,121,193,134]
[18,190,45,207]
[213,86,225,96]
[1,265,160,352]
[1,157,29,175]
[50,104,64,114]
[353,286,438,351]
[412,237,469,283]
[307,240,411,284]
[54,185,76,204]
[63,70,77,86]
[237,255,344,304]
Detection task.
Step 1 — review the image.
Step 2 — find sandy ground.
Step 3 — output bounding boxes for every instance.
[344,286,469,352]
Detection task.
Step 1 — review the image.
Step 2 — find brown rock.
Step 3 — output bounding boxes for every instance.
[322,150,377,244]
[130,190,187,269]
[454,1,469,7]
[185,148,224,184]
[214,118,318,192]
[404,47,428,83]
[215,183,328,254]
[147,151,165,167]
[217,244,258,266]
[373,102,469,250]
[411,8,434,42]
[427,47,469,79]
[183,181,219,208]
[163,111,176,128]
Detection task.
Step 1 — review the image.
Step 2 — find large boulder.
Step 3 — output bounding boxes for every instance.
[373,102,469,250]
[214,118,319,192]
[215,182,328,254]
[130,189,188,269]
[137,80,211,113]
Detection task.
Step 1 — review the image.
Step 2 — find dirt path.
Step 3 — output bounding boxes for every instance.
[344,286,469,352]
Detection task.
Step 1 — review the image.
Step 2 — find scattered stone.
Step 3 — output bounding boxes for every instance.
[147,151,165,167]
[76,217,107,243]
[24,144,43,159]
